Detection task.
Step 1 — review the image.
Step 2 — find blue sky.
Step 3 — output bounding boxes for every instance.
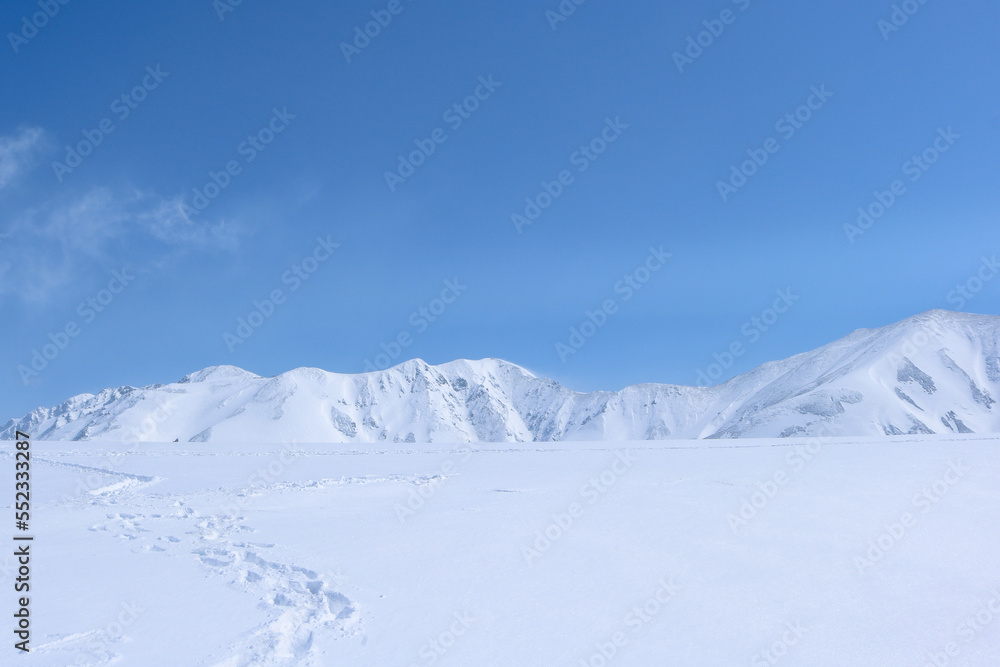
[1,0,998,418]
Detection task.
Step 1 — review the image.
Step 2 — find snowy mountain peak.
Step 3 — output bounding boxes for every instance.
[4,311,999,443]
[179,365,262,385]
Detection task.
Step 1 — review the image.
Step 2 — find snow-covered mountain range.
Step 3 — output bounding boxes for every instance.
[4,310,999,443]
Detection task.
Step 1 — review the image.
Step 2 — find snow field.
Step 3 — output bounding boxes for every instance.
[2,434,999,665]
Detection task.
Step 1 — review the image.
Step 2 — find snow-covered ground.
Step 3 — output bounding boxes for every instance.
[5,433,1000,665]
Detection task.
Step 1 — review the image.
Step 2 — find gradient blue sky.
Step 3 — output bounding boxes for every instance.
[2,0,998,418]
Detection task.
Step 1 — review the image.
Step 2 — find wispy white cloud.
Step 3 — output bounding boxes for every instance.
[0,127,49,188]
[0,125,243,303]
[0,186,243,303]
[138,194,241,250]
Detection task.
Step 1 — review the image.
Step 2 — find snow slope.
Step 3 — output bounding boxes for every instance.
[4,310,999,443]
[6,434,1000,665]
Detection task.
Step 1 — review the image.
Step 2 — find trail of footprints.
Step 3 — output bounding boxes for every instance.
[89,496,358,665]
